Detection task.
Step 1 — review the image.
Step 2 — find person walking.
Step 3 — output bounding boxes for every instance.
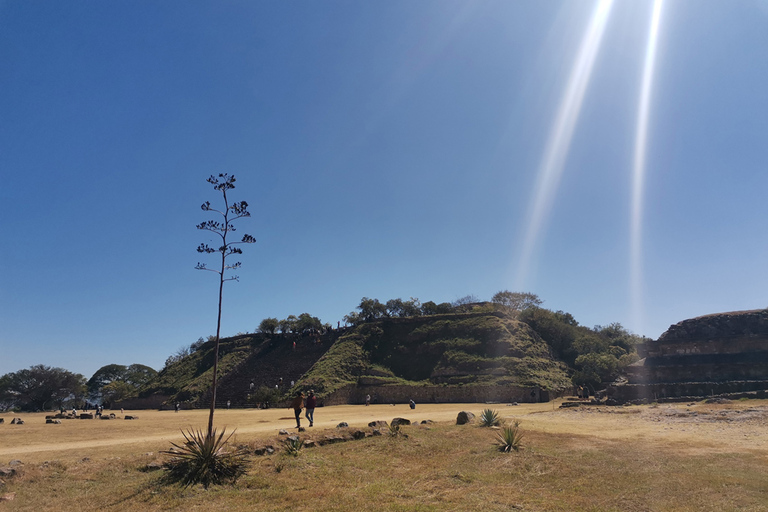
[305,390,317,427]
[290,391,305,429]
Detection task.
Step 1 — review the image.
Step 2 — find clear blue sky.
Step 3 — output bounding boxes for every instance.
[2,1,767,379]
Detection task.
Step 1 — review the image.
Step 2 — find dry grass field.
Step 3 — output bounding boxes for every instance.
[1,398,767,511]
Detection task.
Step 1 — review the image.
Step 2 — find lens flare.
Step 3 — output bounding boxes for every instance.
[515,0,615,288]
[631,0,664,333]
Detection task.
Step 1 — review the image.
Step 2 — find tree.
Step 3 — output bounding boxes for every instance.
[279,315,298,334]
[491,290,543,312]
[356,297,387,322]
[295,313,322,332]
[0,365,86,411]
[87,363,158,402]
[258,317,279,335]
[452,294,479,307]
[87,364,127,396]
[196,173,255,438]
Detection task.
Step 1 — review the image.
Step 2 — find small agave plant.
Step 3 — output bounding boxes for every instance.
[479,408,501,427]
[283,436,304,457]
[162,428,248,488]
[496,420,523,452]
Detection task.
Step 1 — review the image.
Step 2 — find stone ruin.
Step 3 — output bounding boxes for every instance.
[610,308,768,402]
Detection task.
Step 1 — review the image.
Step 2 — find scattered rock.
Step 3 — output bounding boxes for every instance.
[46,419,62,424]
[371,429,382,436]
[109,413,116,419]
[336,422,349,428]
[9,461,22,467]
[368,420,388,428]
[304,440,316,448]
[420,420,434,425]
[80,413,94,420]
[124,415,138,420]
[0,493,15,502]
[266,447,275,455]
[559,402,582,409]
[352,430,366,440]
[99,415,111,420]
[287,435,299,443]
[10,418,23,425]
[391,417,411,426]
[0,468,15,478]
[142,462,163,472]
[0,418,3,424]
[278,429,289,436]
[319,435,346,446]
[456,411,475,425]
[298,426,306,432]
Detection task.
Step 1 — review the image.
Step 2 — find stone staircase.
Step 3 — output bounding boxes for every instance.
[197,331,337,409]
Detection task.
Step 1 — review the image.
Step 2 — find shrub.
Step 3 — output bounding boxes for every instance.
[496,420,523,452]
[479,408,501,427]
[162,428,248,488]
[283,436,304,457]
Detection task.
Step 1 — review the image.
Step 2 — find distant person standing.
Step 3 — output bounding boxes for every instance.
[409,399,416,410]
[365,394,371,406]
[290,392,305,429]
[175,402,180,413]
[305,390,317,427]
[226,400,231,409]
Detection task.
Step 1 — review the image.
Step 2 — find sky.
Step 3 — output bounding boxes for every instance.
[1,0,767,379]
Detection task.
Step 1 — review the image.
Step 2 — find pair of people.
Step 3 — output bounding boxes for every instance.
[290,390,317,428]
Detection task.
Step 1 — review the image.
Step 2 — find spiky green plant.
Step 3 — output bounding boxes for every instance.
[283,436,304,457]
[162,428,248,488]
[388,422,401,437]
[479,408,501,427]
[496,420,523,452]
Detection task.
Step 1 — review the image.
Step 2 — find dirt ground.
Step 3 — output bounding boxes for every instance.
[2,398,767,463]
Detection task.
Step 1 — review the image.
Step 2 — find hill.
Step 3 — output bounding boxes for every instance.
[136,306,571,408]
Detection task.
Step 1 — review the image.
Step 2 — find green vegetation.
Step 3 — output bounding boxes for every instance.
[283,436,304,457]
[0,365,86,411]
[162,427,248,488]
[87,363,157,405]
[496,419,523,452]
[519,307,644,388]
[479,408,501,427]
[140,334,260,404]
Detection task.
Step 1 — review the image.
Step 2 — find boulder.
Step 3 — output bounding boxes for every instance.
[304,440,316,448]
[391,417,411,427]
[371,429,382,436]
[278,429,289,436]
[368,420,388,428]
[352,430,366,440]
[0,418,3,424]
[456,411,475,425]
[10,418,23,425]
[46,419,62,424]
[298,426,306,432]
[124,415,138,420]
[99,415,111,420]
[336,422,349,428]
[79,413,94,420]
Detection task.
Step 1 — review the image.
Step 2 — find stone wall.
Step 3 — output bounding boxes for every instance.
[323,384,548,406]
[615,309,768,401]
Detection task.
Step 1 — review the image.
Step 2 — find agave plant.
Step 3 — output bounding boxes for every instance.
[479,408,501,427]
[388,422,401,437]
[496,420,523,452]
[283,436,304,457]
[162,428,248,488]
